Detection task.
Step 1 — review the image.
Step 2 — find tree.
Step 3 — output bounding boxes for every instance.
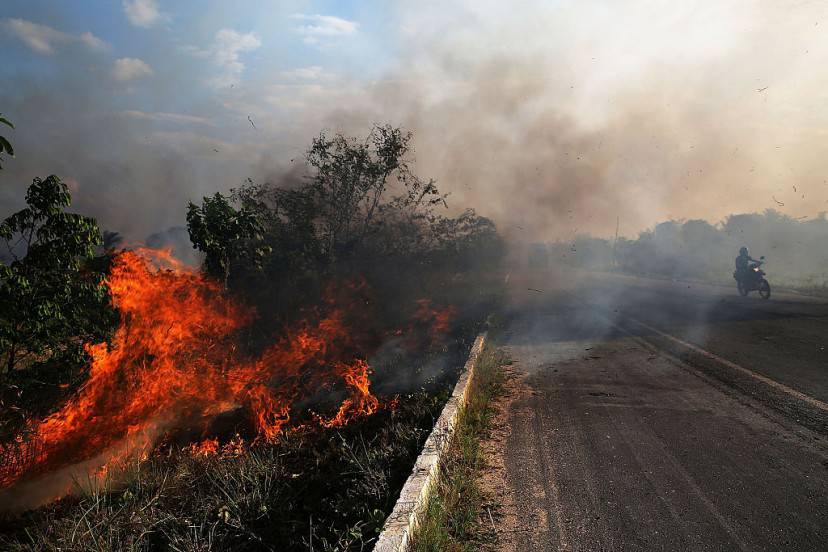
[186,192,269,289]
[0,175,112,375]
[227,126,499,282]
[304,125,444,262]
[190,126,503,327]
[0,113,13,170]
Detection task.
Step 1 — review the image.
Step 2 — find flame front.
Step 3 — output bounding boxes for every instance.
[0,249,381,496]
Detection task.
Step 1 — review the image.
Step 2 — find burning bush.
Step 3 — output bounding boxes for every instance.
[0,246,461,508]
[0,126,502,550]
[0,253,480,546]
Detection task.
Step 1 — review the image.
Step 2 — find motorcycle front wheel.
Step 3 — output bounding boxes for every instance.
[758,279,771,300]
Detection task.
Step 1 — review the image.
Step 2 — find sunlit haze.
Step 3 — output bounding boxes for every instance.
[2,1,827,241]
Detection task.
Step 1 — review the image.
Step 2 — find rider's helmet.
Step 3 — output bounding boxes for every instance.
[739,246,748,256]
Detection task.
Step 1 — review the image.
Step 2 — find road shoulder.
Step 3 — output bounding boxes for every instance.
[476,361,527,552]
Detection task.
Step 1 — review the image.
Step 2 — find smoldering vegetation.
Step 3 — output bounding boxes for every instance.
[0,395,450,551]
[547,210,828,292]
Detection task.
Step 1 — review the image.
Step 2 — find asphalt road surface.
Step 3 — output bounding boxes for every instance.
[495,270,828,551]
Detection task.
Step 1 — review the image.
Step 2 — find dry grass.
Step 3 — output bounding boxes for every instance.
[410,345,507,552]
[0,391,449,552]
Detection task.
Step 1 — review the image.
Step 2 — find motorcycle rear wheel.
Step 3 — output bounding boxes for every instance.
[758,279,771,300]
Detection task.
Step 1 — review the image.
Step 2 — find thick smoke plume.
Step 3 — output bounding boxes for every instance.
[2,2,827,246]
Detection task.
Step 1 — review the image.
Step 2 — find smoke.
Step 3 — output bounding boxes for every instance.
[146,226,202,266]
[551,211,828,289]
[361,1,828,242]
[2,1,828,246]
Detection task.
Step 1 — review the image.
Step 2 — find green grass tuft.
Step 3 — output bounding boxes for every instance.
[411,345,507,552]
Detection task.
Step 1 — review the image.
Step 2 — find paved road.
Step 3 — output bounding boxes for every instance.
[495,270,828,551]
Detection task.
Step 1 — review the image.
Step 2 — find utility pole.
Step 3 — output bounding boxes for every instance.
[612,215,619,271]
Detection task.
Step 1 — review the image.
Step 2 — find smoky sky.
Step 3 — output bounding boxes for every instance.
[2,1,828,244]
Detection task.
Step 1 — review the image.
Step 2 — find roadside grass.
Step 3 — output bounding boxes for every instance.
[0,323,495,551]
[411,345,507,552]
[0,391,449,552]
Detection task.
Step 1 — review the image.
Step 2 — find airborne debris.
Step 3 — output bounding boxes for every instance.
[247,115,257,129]
[757,86,769,92]
[772,195,785,206]
[527,288,543,293]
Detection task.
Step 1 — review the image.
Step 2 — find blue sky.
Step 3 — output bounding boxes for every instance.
[0,0,405,237]
[1,0,395,110]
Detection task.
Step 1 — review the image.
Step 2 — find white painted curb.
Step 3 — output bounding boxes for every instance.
[374,333,488,552]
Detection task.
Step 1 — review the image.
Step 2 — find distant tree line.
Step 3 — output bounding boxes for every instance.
[548,211,828,289]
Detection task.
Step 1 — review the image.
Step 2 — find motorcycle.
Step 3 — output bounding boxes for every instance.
[734,256,771,299]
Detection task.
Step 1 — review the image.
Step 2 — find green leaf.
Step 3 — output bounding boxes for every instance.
[0,136,14,157]
[0,175,114,372]
[0,116,14,129]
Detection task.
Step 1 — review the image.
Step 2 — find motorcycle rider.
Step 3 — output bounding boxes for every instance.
[734,246,758,284]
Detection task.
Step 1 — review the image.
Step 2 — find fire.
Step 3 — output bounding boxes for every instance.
[0,249,382,499]
[318,359,379,428]
[188,437,219,457]
[412,299,458,346]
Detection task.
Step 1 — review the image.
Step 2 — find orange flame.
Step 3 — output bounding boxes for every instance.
[412,299,457,346]
[0,249,379,498]
[318,359,379,428]
[188,437,219,457]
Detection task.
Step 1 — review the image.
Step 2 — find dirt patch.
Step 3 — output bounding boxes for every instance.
[475,362,528,552]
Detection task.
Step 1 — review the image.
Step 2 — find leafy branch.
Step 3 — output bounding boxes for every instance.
[0,113,13,170]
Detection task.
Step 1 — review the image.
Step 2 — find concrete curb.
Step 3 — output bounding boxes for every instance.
[374,333,488,552]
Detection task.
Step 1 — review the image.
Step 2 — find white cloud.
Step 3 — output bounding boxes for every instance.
[1,18,107,55]
[280,65,326,80]
[291,14,358,45]
[122,110,214,126]
[213,29,261,73]
[123,0,162,28]
[4,19,65,54]
[183,29,261,86]
[112,57,154,81]
[79,32,107,50]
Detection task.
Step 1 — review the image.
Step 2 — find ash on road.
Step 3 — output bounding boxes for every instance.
[485,270,828,551]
